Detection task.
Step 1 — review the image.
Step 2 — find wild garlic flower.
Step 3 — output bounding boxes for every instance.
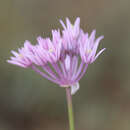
[7,17,105,95]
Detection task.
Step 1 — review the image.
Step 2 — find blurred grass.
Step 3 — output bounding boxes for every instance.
[0,0,130,129]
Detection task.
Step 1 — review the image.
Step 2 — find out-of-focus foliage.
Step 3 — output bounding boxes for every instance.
[0,0,130,130]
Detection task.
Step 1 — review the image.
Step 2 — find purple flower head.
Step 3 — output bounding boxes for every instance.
[60,17,81,54]
[7,40,33,68]
[7,17,105,95]
[79,30,106,64]
[36,30,62,64]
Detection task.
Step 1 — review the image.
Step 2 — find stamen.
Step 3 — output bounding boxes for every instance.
[48,48,53,53]
[86,49,92,54]
[71,24,74,29]
[19,54,24,58]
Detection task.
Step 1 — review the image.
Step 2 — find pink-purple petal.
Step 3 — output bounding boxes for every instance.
[93,48,106,62]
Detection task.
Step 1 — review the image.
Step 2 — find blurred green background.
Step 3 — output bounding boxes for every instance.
[0,0,130,130]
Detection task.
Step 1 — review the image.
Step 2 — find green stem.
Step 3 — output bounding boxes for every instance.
[66,87,75,130]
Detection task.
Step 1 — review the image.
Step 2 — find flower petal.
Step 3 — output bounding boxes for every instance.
[65,55,71,71]
[71,82,80,95]
[93,48,106,62]
[59,19,66,29]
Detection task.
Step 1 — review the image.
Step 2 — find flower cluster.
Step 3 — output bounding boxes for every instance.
[7,17,105,95]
